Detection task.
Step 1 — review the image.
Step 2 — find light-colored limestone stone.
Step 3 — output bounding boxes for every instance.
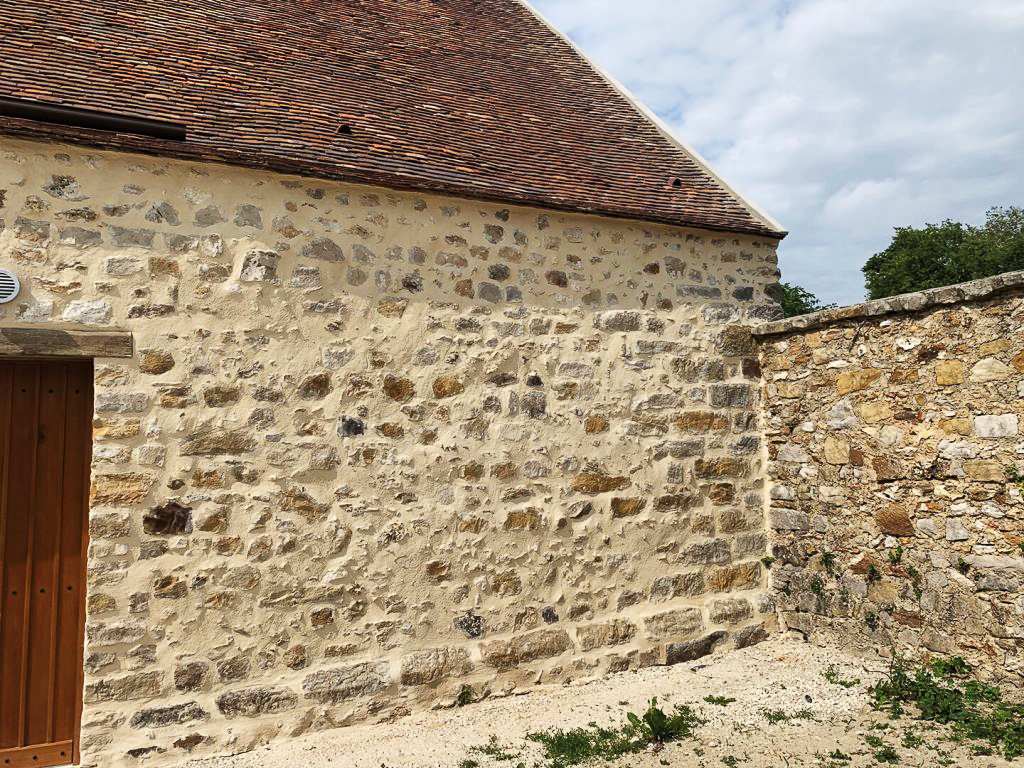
[973,414,1019,438]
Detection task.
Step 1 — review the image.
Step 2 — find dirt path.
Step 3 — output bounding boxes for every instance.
[181,637,1014,768]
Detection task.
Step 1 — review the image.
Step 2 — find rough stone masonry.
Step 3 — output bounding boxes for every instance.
[757,272,1024,689]
[0,137,780,766]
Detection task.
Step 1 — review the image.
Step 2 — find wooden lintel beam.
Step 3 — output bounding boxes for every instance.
[0,324,133,359]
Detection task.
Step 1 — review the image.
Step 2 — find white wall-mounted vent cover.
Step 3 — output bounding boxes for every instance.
[0,269,20,303]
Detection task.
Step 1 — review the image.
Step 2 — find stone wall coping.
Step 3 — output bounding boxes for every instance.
[753,270,1024,338]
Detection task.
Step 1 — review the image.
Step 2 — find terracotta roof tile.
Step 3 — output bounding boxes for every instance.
[0,0,784,238]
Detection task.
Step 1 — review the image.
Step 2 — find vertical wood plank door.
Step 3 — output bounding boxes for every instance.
[0,360,92,768]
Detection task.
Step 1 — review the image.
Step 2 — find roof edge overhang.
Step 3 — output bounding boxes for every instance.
[515,0,787,239]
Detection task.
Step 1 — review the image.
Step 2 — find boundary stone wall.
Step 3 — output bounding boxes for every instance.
[756,272,1024,686]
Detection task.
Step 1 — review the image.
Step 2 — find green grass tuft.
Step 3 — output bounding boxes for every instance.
[704,695,737,707]
[872,655,1024,760]
[760,708,816,725]
[468,735,520,762]
[823,664,861,689]
[526,698,704,767]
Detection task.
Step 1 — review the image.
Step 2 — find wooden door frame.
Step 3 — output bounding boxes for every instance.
[0,323,132,767]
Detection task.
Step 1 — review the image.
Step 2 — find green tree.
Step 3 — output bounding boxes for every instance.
[863,206,1024,300]
[774,282,836,318]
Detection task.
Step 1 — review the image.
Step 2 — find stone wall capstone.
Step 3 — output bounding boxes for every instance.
[0,136,780,766]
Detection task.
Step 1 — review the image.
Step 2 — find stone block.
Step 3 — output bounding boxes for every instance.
[302,662,391,703]
[875,504,914,536]
[90,473,154,506]
[61,299,113,325]
[174,662,209,693]
[571,473,629,495]
[481,629,572,669]
[85,671,162,703]
[610,497,647,518]
[129,702,208,729]
[664,631,728,665]
[216,686,298,718]
[576,619,637,651]
[643,608,703,641]
[181,426,256,456]
[594,310,641,332]
[970,358,1011,382]
[709,598,753,624]
[974,414,1019,438]
[399,648,471,686]
[822,436,850,464]
[239,249,278,282]
[935,359,965,385]
[836,368,880,394]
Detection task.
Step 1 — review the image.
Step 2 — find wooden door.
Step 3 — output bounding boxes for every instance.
[0,360,92,768]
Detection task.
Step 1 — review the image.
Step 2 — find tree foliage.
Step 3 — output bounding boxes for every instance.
[774,282,836,318]
[863,206,1024,300]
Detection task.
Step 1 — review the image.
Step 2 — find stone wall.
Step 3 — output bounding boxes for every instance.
[757,273,1024,685]
[0,137,780,766]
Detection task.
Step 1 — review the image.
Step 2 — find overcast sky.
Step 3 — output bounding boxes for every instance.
[534,0,1024,305]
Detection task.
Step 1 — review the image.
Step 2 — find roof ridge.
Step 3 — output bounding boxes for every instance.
[515,0,786,237]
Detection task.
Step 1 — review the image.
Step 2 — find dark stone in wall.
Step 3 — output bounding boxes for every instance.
[454,612,484,639]
[664,631,728,665]
[216,686,298,718]
[143,502,192,535]
[129,701,208,729]
[338,417,365,437]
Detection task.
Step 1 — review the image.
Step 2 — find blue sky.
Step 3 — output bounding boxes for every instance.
[533,0,1024,305]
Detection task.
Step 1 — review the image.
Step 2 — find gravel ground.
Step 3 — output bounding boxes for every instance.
[180,637,1015,768]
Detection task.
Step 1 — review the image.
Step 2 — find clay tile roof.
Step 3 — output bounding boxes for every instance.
[0,0,785,238]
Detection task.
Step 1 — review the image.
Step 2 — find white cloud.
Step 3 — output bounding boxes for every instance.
[533,0,1024,304]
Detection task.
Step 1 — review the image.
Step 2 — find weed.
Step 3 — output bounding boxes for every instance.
[469,735,519,762]
[704,695,736,707]
[901,729,923,748]
[526,698,704,767]
[823,665,861,689]
[828,749,851,761]
[888,546,903,565]
[458,760,480,768]
[929,657,971,677]
[865,734,885,748]
[865,611,879,631]
[761,555,776,569]
[761,708,815,725]
[866,564,881,583]
[871,655,1024,760]
[456,684,475,707]
[821,551,837,573]
[957,557,971,575]
[1006,465,1024,485]
[810,575,826,598]
[906,565,923,599]
[721,756,742,767]
[873,744,900,763]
